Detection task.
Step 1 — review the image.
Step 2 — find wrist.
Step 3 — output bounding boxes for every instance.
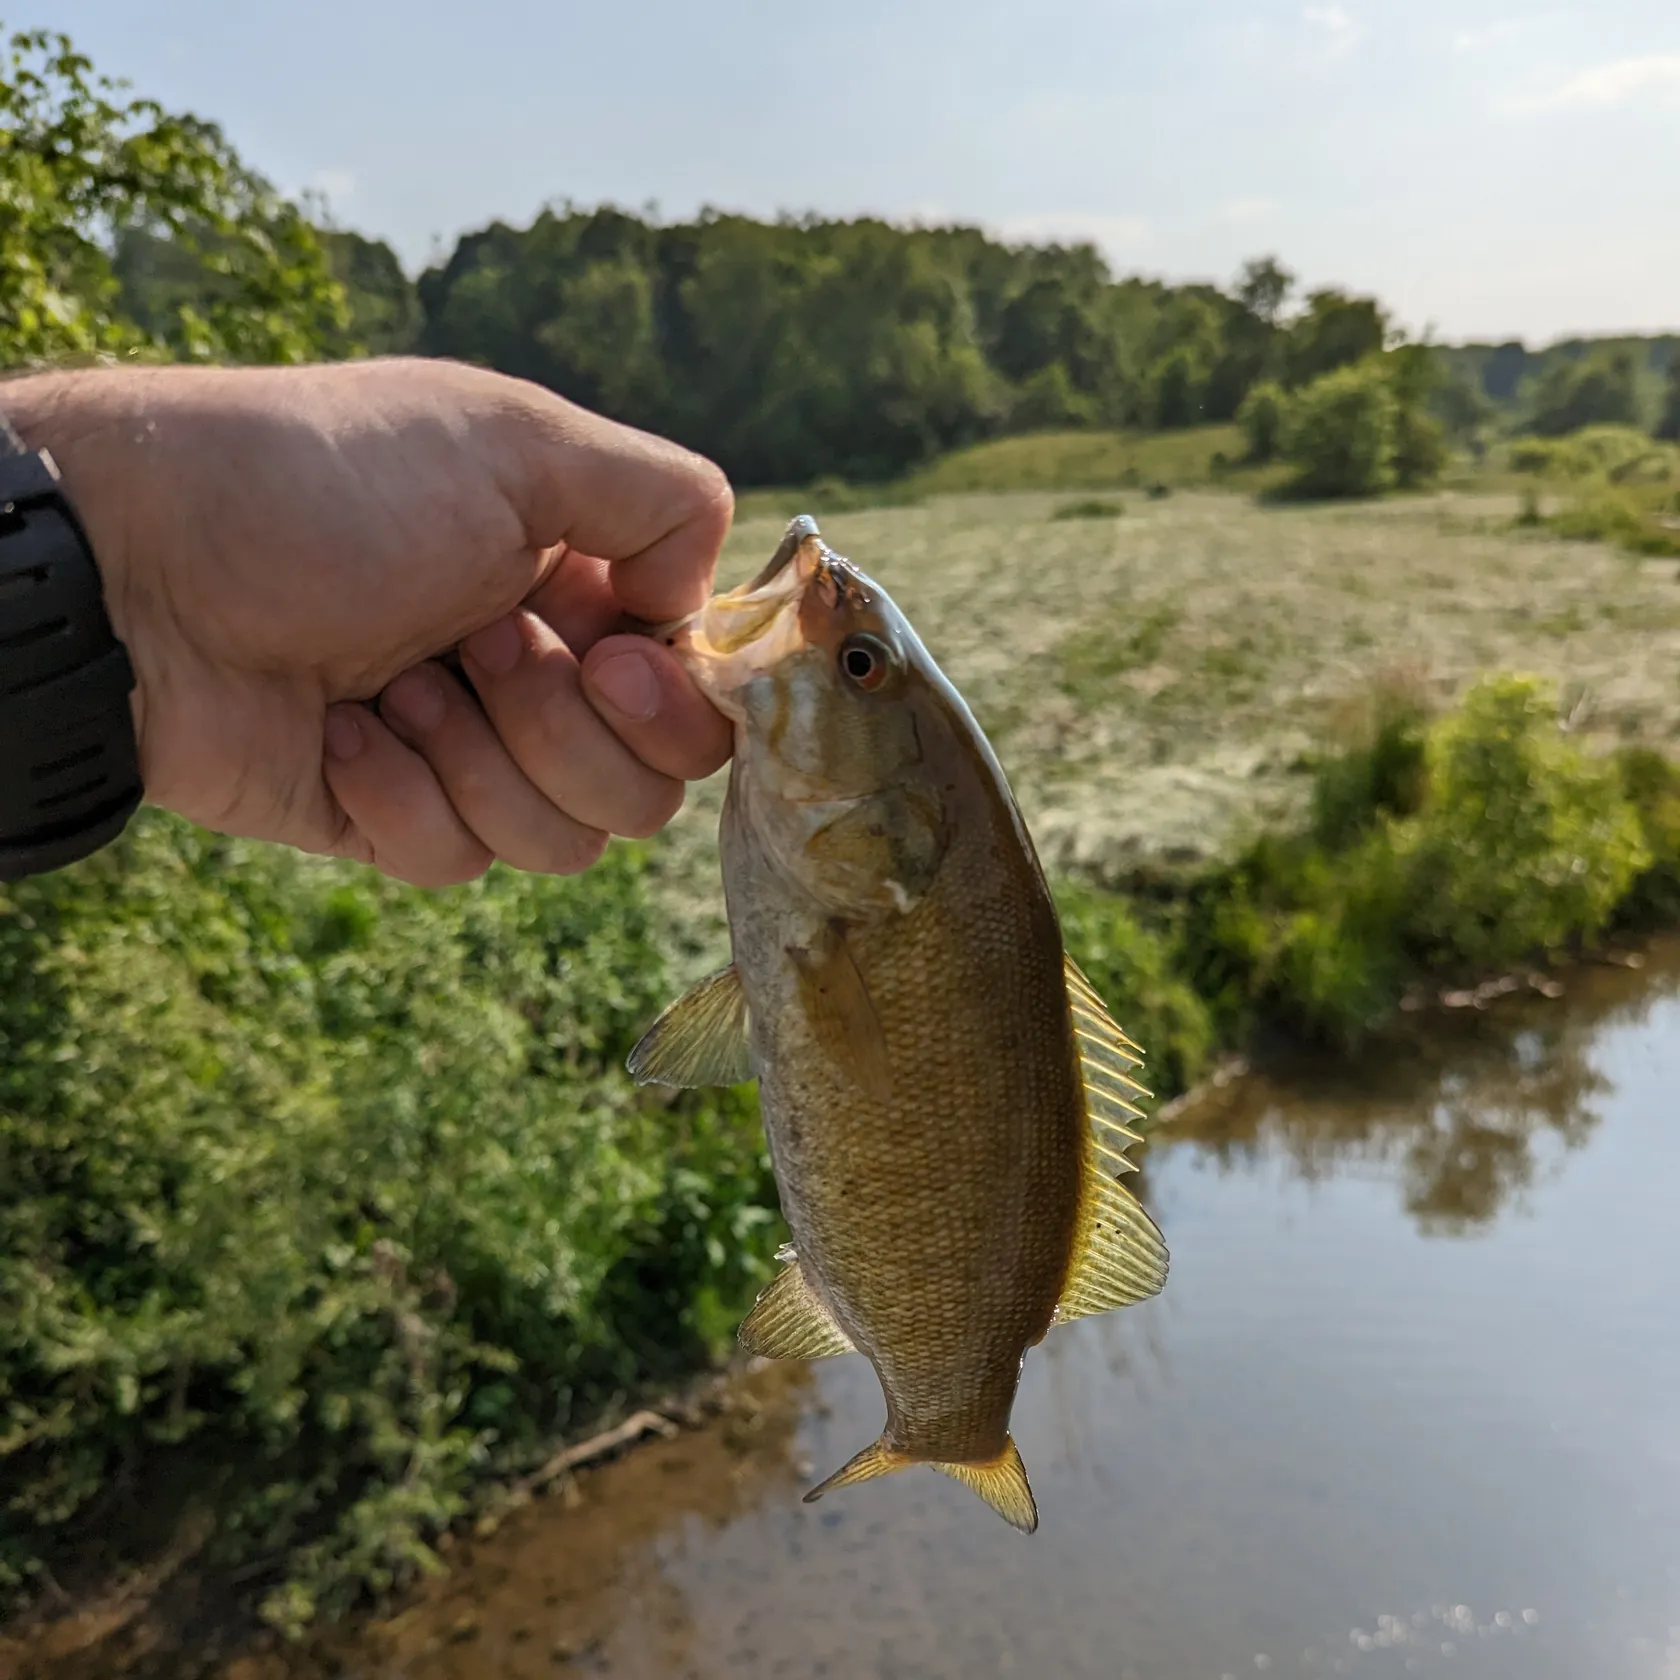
[0,373,148,875]
[3,370,156,782]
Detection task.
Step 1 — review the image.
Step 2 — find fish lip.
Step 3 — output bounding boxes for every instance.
[746,514,822,592]
[641,514,827,648]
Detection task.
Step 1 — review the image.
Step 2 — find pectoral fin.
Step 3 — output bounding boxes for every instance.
[737,1255,855,1361]
[789,925,893,1104]
[627,965,753,1088]
[1054,956,1170,1324]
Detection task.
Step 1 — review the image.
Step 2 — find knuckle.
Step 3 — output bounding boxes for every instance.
[616,777,685,840]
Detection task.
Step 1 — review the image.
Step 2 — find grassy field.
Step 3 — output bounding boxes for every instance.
[650,482,1680,977]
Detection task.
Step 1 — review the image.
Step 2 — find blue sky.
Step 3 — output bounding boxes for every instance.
[45,0,1680,342]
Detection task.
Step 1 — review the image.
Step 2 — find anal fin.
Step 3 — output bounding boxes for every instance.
[802,1438,910,1504]
[737,1255,856,1361]
[627,964,752,1088]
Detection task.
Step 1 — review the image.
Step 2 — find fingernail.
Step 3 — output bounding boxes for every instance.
[325,708,363,761]
[590,650,661,722]
[384,669,446,733]
[464,614,523,677]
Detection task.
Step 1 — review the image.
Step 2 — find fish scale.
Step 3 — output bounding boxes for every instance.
[629,516,1169,1533]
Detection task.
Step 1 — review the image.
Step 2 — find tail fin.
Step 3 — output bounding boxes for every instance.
[934,1436,1038,1533]
[802,1434,1039,1535]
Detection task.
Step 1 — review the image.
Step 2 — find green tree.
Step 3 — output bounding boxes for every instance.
[1236,255,1294,330]
[1524,348,1641,437]
[1654,352,1680,443]
[1284,289,1388,389]
[1282,360,1398,497]
[1385,343,1450,488]
[1237,379,1288,463]
[1,28,347,365]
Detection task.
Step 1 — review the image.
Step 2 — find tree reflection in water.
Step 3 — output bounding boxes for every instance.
[1162,941,1680,1234]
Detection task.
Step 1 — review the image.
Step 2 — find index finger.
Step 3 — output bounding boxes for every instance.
[487,376,734,621]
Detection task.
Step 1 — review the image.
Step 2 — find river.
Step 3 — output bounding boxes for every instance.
[39,945,1680,1680]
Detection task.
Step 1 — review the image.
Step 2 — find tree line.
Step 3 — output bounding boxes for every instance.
[11,23,1676,492]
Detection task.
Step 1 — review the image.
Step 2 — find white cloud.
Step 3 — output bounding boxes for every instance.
[307,167,358,209]
[1302,4,1359,60]
[1507,53,1680,111]
[1452,20,1524,53]
[995,212,1153,252]
[1211,195,1280,226]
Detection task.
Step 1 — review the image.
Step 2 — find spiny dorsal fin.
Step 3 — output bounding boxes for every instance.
[934,1437,1039,1534]
[627,965,752,1088]
[1054,955,1170,1324]
[737,1254,856,1361]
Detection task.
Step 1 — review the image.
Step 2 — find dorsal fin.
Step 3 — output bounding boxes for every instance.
[1054,956,1170,1324]
[627,964,753,1088]
[737,1253,856,1360]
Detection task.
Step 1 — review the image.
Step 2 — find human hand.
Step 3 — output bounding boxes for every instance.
[6,358,734,884]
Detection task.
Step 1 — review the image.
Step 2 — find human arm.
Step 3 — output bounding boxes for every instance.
[1,358,733,885]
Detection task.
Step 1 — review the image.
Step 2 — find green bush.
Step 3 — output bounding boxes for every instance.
[1404,676,1649,972]
[1236,380,1288,463]
[0,816,778,1631]
[1281,361,1398,497]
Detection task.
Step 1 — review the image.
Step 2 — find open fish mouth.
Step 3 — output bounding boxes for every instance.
[656,515,832,701]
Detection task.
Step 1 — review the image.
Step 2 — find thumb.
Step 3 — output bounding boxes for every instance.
[486,372,734,622]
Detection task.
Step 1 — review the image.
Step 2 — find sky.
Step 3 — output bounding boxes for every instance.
[45,0,1680,343]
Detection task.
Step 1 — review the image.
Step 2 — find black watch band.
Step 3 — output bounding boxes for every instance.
[0,413,143,882]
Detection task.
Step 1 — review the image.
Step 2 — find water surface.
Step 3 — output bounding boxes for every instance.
[272,948,1680,1678]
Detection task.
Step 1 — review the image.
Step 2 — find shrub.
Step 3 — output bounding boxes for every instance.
[0,816,779,1630]
[1237,379,1288,463]
[1404,676,1649,972]
[1281,361,1398,497]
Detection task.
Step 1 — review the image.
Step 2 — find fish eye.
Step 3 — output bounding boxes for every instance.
[840,634,893,692]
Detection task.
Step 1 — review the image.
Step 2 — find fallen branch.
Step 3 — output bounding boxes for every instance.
[515,1410,680,1498]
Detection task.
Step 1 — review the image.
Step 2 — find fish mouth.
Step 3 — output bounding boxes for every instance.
[660,515,831,706]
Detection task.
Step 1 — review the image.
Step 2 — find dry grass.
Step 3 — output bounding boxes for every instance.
[648,487,1680,975]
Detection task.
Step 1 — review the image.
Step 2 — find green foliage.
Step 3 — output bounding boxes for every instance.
[0,29,347,366]
[1403,678,1649,972]
[1508,424,1678,482]
[1178,675,1659,1044]
[1612,747,1680,920]
[1656,354,1680,443]
[1524,347,1642,437]
[0,816,778,1630]
[1282,289,1388,388]
[1237,380,1288,463]
[1281,360,1399,497]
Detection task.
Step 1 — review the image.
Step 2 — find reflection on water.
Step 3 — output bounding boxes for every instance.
[1175,947,1678,1234]
[33,947,1680,1680]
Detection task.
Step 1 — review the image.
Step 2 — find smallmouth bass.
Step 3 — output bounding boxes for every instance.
[629,516,1167,1533]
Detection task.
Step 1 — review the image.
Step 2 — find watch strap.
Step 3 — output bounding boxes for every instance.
[0,414,144,882]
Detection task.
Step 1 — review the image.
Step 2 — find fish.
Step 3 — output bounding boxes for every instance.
[628,515,1167,1534]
